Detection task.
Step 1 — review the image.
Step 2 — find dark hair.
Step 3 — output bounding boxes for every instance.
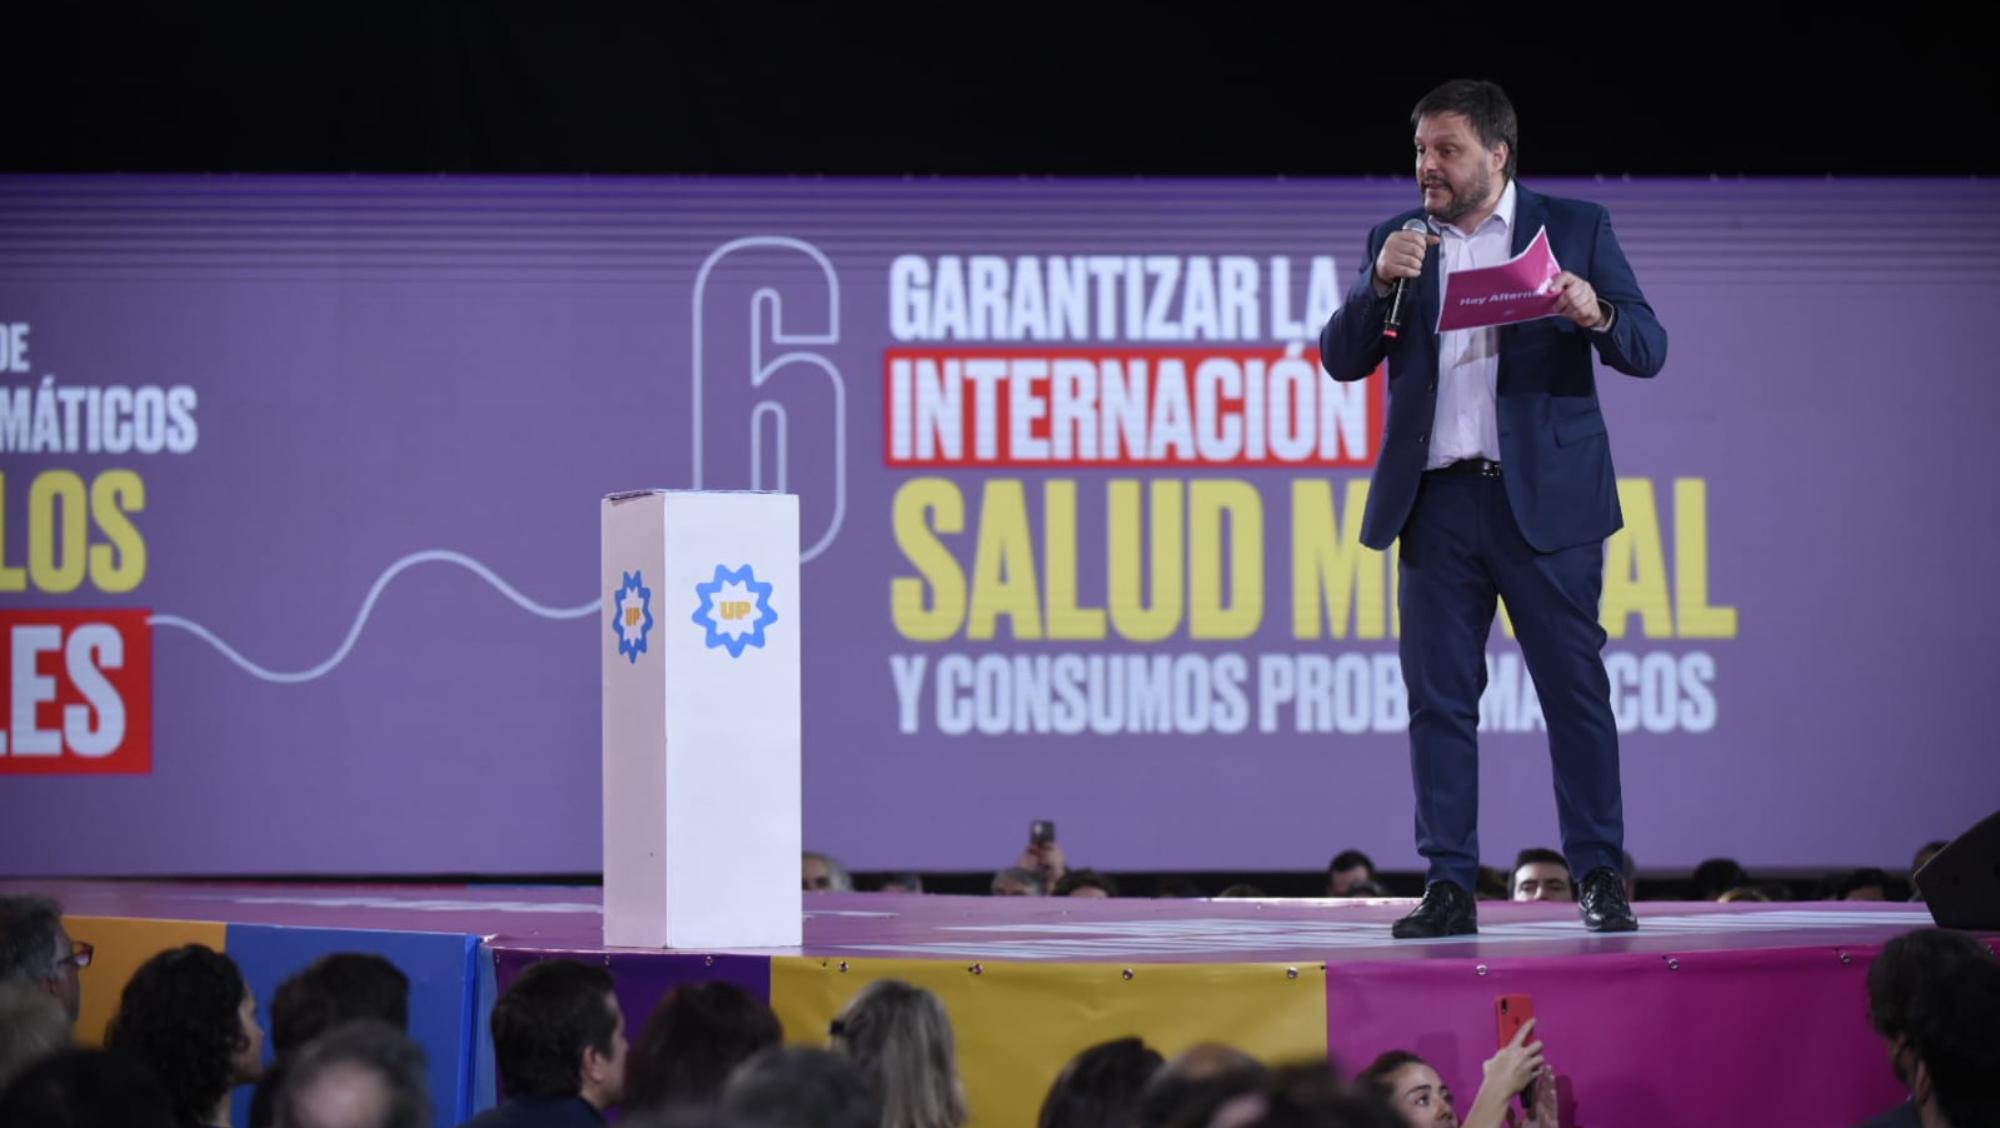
[625,981,782,1114]
[0,896,65,984]
[0,1047,177,1128]
[1510,849,1570,895]
[1327,852,1374,877]
[105,945,253,1127]
[1136,1044,1265,1128]
[1411,79,1519,180]
[1473,868,1510,901]
[277,1019,430,1128]
[621,1110,771,1128]
[1867,929,2000,1128]
[722,1046,881,1128]
[1839,868,1892,899]
[1913,840,1950,871]
[1247,1062,1407,1128]
[1353,1050,1425,1103]
[1215,884,1268,899]
[1053,870,1119,897]
[271,954,411,1055]
[491,960,619,1100]
[1038,1037,1163,1128]
[1689,858,1748,901]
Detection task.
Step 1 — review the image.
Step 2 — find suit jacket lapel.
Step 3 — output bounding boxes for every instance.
[1511,181,1545,257]
[1419,231,1443,350]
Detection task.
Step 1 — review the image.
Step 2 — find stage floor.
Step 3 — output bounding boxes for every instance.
[12,880,1964,1128]
[20,878,1940,959]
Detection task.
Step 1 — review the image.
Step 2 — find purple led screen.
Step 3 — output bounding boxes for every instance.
[1,176,1995,876]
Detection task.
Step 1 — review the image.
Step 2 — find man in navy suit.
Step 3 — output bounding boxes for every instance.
[1319,79,1667,937]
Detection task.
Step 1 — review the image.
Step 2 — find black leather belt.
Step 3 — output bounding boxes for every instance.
[1427,458,1502,477]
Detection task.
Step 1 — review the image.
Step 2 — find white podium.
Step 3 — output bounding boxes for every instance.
[601,489,802,948]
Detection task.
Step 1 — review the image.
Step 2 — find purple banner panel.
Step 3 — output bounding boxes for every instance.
[1,177,1996,877]
[1327,942,1918,1128]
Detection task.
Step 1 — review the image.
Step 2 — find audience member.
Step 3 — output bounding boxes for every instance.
[1214,1061,1406,1128]
[1717,886,1772,904]
[991,868,1046,897]
[1509,849,1573,902]
[1016,832,1070,893]
[1472,869,1510,902]
[0,982,71,1091]
[1840,868,1892,902]
[1037,1036,1163,1128]
[620,1109,770,1128]
[1857,928,2000,1128]
[876,874,925,894]
[803,853,854,893]
[106,944,265,1128]
[1689,858,1748,901]
[460,960,626,1127]
[624,981,782,1116]
[1357,1020,1553,1128]
[0,1046,177,1128]
[1216,884,1269,899]
[0,894,87,1023]
[1154,877,1206,899]
[1910,840,1948,876]
[1054,870,1118,898]
[253,953,413,1128]
[274,1020,430,1128]
[1908,840,1950,903]
[1135,1042,1266,1128]
[830,979,964,1128]
[1327,851,1378,897]
[721,1046,880,1128]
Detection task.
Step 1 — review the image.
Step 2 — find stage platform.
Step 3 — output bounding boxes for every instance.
[11,879,1973,1128]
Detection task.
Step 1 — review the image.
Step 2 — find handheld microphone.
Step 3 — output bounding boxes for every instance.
[1383,217,1430,340]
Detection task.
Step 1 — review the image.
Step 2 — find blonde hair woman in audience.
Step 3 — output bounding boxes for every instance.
[830,979,967,1128]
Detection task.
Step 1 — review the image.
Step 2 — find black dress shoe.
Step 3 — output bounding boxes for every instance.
[1392,880,1477,938]
[1579,866,1639,932]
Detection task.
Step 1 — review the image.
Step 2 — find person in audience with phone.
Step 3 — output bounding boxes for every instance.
[1358,1019,1555,1128]
[990,868,1045,896]
[1017,821,1069,890]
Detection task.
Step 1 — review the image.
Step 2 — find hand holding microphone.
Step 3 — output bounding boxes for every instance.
[1377,218,1439,340]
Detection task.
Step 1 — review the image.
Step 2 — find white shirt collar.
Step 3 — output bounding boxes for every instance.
[1430,177,1516,238]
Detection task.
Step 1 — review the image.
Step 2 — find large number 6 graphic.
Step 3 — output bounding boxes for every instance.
[690,237,847,563]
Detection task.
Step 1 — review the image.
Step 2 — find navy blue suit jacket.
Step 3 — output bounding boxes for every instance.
[1318,184,1667,552]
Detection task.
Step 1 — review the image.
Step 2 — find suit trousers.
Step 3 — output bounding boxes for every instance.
[1397,470,1624,891]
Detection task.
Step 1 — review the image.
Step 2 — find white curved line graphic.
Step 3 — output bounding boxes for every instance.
[147,550,600,685]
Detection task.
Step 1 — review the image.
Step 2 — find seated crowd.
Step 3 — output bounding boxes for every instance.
[803,835,1953,907]
[1,835,1989,1128]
